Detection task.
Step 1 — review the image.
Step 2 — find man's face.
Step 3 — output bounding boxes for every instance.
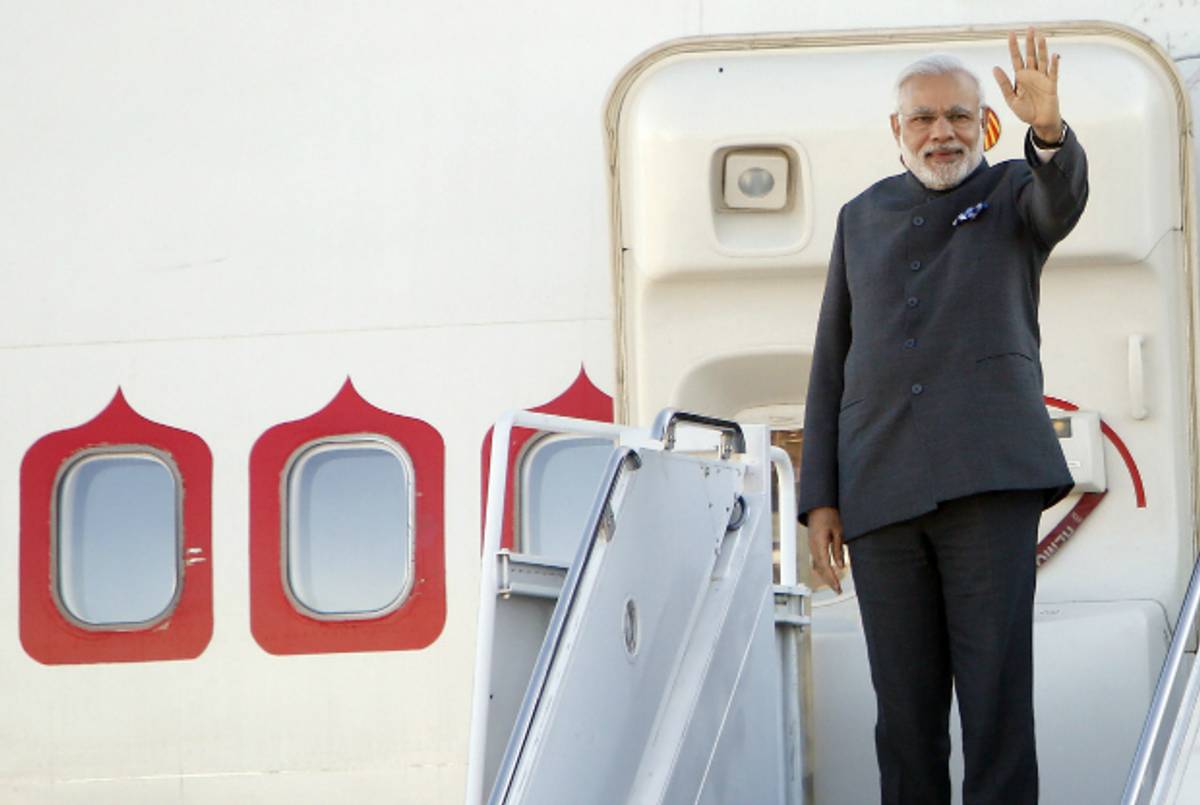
[890,71,984,191]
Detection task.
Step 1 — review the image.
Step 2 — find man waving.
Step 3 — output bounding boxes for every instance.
[799,28,1087,805]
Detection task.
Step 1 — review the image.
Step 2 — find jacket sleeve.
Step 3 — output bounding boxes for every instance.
[798,207,851,524]
[1015,125,1089,250]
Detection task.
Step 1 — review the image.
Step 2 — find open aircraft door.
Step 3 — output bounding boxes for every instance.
[605,22,1199,805]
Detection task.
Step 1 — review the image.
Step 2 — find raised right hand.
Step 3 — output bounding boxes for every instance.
[807,506,846,594]
[992,27,1063,143]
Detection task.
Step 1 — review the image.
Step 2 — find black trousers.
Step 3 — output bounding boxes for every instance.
[847,490,1043,805]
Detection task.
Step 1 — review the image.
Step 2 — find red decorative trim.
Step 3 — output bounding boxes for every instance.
[1036,490,1106,567]
[481,367,613,551]
[249,379,445,655]
[1098,421,1147,508]
[1044,395,1146,507]
[20,390,213,665]
[1043,395,1079,412]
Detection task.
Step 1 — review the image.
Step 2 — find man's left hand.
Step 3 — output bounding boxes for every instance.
[993,27,1063,143]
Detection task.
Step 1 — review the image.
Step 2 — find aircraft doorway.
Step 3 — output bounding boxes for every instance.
[605,25,1190,805]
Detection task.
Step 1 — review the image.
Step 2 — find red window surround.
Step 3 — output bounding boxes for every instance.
[480,367,614,551]
[20,390,213,665]
[249,379,445,655]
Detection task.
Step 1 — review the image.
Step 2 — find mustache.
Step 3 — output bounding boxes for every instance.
[900,131,982,191]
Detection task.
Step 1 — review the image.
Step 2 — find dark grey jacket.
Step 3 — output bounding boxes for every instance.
[799,129,1088,540]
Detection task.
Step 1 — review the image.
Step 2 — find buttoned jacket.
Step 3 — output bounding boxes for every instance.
[799,129,1088,540]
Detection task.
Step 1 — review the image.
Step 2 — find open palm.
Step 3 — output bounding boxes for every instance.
[993,28,1062,140]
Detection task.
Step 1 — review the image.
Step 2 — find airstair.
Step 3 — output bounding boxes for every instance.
[465,409,812,805]
[1123,557,1200,804]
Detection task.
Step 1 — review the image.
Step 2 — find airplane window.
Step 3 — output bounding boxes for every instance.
[57,452,180,626]
[286,438,413,616]
[519,435,614,563]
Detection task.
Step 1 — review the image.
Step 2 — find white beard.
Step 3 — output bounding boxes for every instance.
[900,135,984,191]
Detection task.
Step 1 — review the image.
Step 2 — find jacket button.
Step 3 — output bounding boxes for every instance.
[911,383,924,395]
[906,296,919,308]
[904,338,917,348]
[913,216,925,226]
[910,260,922,271]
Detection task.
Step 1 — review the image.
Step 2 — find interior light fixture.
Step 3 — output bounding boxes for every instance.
[723,148,789,210]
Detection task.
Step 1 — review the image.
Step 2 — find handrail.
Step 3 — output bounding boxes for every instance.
[1122,554,1200,804]
[487,447,643,804]
[465,411,629,805]
[650,408,747,458]
[770,446,798,587]
[1150,638,1200,804]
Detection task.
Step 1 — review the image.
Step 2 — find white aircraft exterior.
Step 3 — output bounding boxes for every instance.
[3,3,1200,804]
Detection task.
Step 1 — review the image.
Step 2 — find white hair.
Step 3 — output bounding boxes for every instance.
[894,54,985,111]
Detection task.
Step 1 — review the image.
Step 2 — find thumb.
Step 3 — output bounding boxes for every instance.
[992,66,1016,104]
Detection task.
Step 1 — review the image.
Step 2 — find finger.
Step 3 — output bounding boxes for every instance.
[823,556,841,594]
[992,66,1016,104]
[1037,34,1050,76]
[1026,27,1037,71]
[812,555,839,593]
[809,529,829,565]
[825,534,844,594]
[1008,31,1023,74]
[1050,52,1060,84]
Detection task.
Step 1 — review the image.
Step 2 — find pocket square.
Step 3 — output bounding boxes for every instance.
[951,201,989,227]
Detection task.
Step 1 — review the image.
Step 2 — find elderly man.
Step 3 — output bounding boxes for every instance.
[798,29,1087,805]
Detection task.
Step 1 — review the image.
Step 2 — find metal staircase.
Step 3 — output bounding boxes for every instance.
[466,410,812,805]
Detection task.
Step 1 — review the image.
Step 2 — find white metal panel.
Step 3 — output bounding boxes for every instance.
[638,437,785,804]
[811,598,1168,805]
[618,35,1179,280]
[1163,657,1200,803]
[485,421,798,805]
[500,448,745,803]
[671,587,783,805]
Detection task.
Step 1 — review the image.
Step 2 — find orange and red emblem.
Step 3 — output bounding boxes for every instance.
[983,106,1002,151]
